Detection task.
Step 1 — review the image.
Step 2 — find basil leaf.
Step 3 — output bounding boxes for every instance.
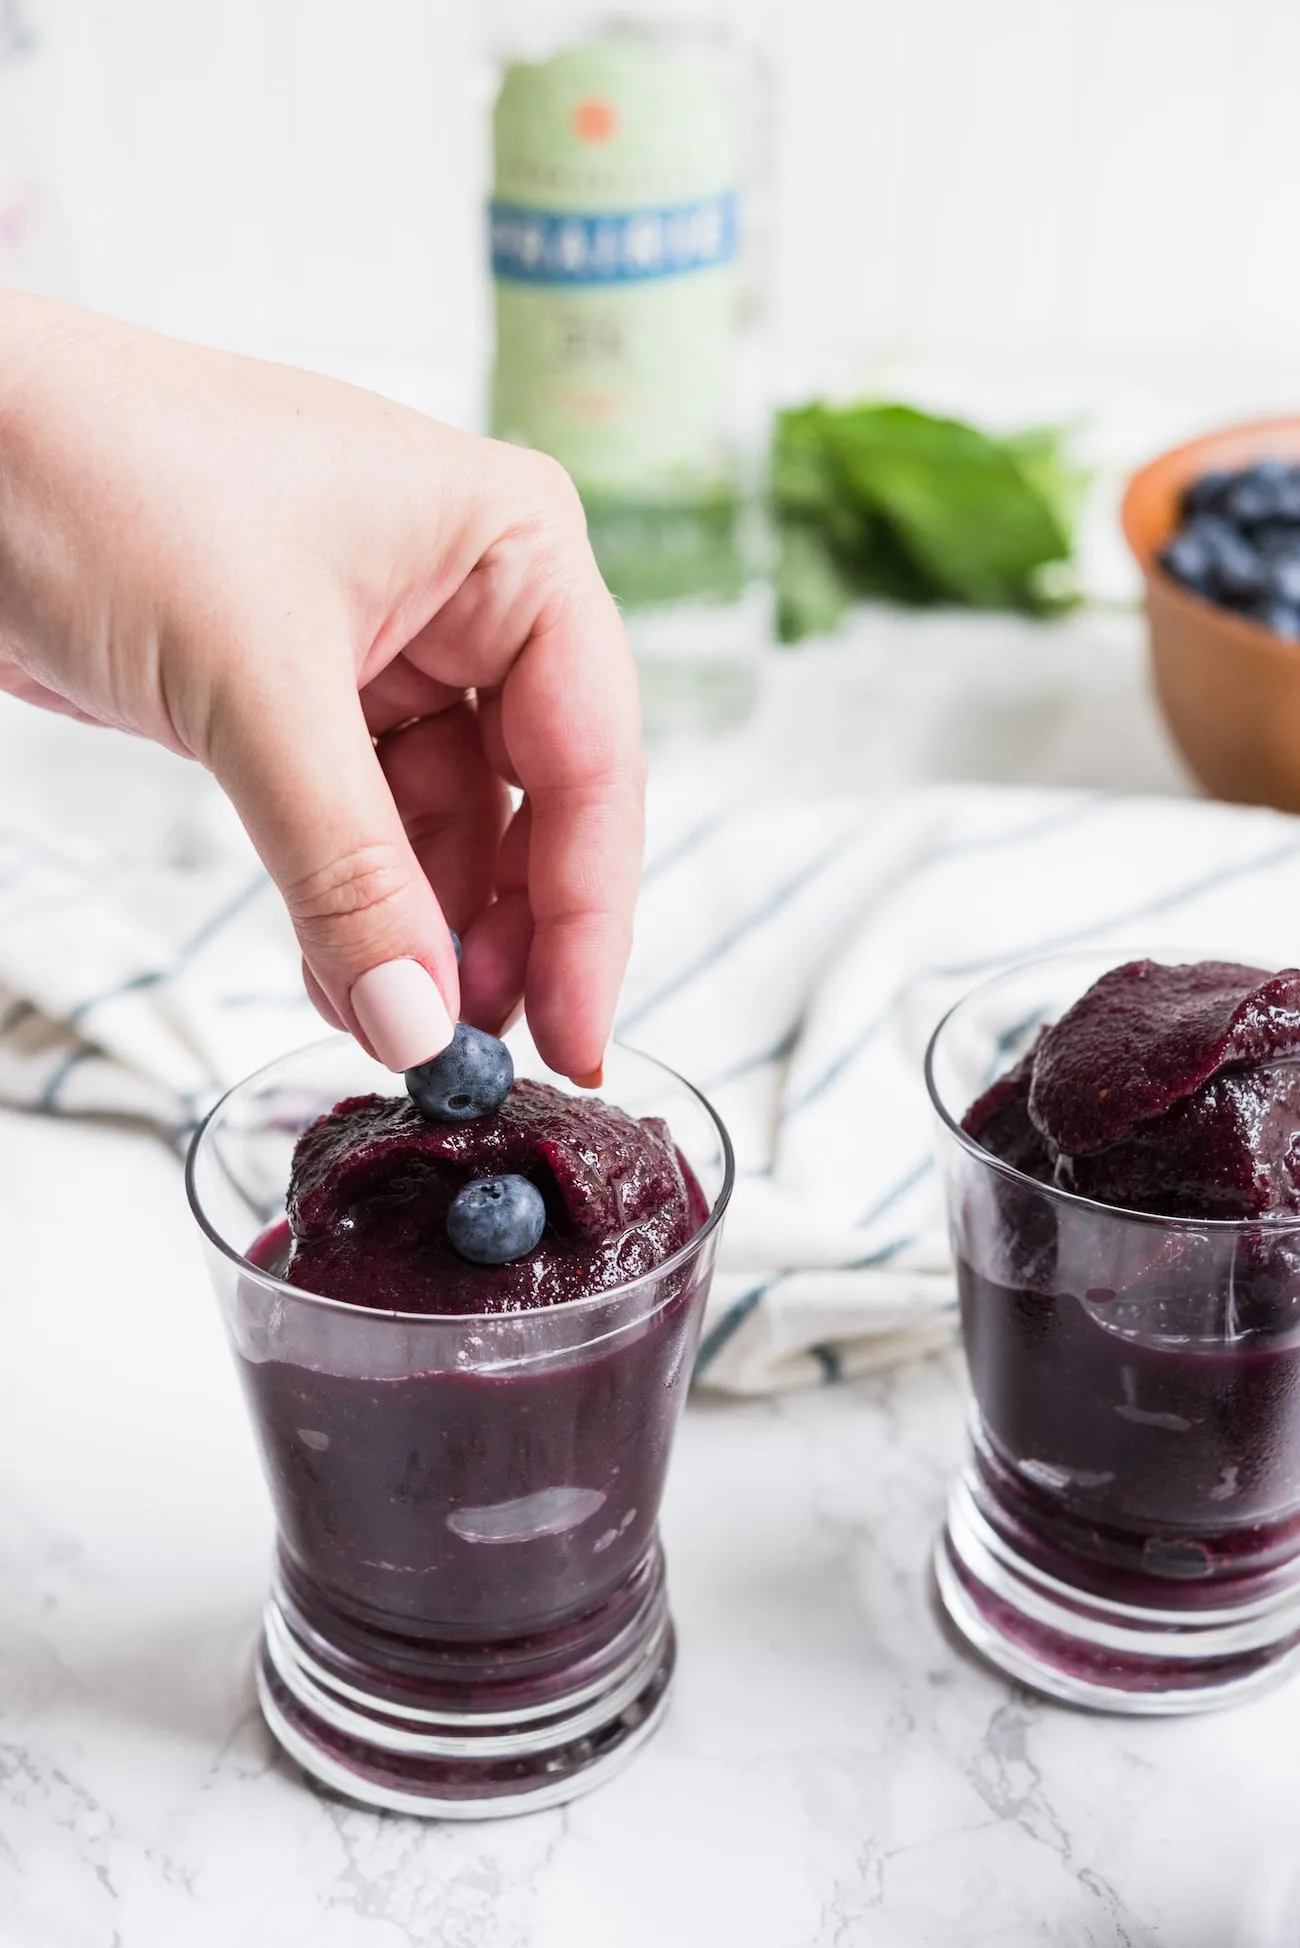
[771,399,1083,641]
[775,520,854,644]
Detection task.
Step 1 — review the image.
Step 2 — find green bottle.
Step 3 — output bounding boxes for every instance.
[489,18,767,738]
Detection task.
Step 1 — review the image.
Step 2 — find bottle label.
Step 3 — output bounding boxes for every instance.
[489,32,741,499]
[490,192,738,287]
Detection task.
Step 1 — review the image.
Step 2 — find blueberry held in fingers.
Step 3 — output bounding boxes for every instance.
[447,1174,547,1265]
[406,1024,513,1121]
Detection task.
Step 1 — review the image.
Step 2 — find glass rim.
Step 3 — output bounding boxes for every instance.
[924,948,1300,1237]
[185,1034,736,1325]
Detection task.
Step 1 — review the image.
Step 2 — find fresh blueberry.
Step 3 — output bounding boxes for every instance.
[1223,537,1262,596]
[405,1024,513,1122]
[1255,599,1300,642]
[449,929,462,965]
[1263,551,1300,606]
[1253,520,1300,559]
[1180,470,1232,519]
[1227,482,1273,525]
[447,1174,546,1264]
[1176,516,1260,603]
[1226,463,1289,527]
[1160,528,1217,595]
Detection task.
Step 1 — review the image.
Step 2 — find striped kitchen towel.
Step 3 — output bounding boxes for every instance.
[5,779,1300,1392]
[621,783,1300,1391]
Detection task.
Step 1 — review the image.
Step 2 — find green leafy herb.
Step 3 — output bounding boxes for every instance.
[772,400,1085,643]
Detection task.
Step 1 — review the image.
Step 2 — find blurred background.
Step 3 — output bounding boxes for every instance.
[16,0,1299,403]
[6,0,1300,795]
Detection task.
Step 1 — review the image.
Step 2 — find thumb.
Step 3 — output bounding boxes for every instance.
[207,658,458,1071]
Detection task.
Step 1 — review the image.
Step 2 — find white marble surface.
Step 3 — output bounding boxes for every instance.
[7,1104,1300,1948]
[7,622,1299,1948]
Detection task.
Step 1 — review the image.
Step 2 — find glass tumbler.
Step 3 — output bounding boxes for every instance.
[187,1038,732,1816]
[928,952,1300,1713]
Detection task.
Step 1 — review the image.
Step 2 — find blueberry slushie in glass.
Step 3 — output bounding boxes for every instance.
[188,1033,732,1816]
[929,953,1300,1712]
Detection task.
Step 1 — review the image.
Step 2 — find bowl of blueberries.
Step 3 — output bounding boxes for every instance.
[1122,419,1300,810]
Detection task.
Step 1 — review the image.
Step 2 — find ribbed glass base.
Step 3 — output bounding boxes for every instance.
[257,1544,676,1818]
[937,1467,1300,1715]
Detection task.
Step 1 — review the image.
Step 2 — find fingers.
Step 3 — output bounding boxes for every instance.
[209,442,642,1082]
[501,586,644,1080]
[205,636,460,1071]
[377,703,533,1042]
[377,700,511,935]
[455,797,534,1037]
[302,960,346,1031]
[0,658,112,727]
[360,655,463,738]
[460,888,534,1038]
[399,456,645,1078]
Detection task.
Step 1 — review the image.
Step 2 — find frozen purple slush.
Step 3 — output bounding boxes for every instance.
[285,1077,702,1312]
[236,1076,712,1652]
[967,958,1300,1219]
[1026,957,1300,1158]
[957,958,1300,1600]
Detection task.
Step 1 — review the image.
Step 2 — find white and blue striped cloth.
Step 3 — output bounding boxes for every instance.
[6,780,1300,1392]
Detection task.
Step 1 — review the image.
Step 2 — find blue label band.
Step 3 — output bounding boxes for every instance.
[490,192,739,287]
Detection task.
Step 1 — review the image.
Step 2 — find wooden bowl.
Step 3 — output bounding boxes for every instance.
[1121,417,1300,810]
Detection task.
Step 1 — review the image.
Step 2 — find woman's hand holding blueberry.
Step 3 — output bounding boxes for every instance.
[0,290,644,1082]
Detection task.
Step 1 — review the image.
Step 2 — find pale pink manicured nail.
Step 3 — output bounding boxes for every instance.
[351,960,454,1071]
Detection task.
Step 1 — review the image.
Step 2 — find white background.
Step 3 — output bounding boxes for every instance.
[9,0,1300,412]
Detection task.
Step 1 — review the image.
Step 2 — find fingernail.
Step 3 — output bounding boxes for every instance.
[351,960,454,1071]
[572,1063,604,1090]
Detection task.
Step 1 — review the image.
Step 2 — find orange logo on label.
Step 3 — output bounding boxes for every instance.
[572,97,619,144]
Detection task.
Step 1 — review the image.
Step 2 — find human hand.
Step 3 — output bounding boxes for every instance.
[0,292,644,1080]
